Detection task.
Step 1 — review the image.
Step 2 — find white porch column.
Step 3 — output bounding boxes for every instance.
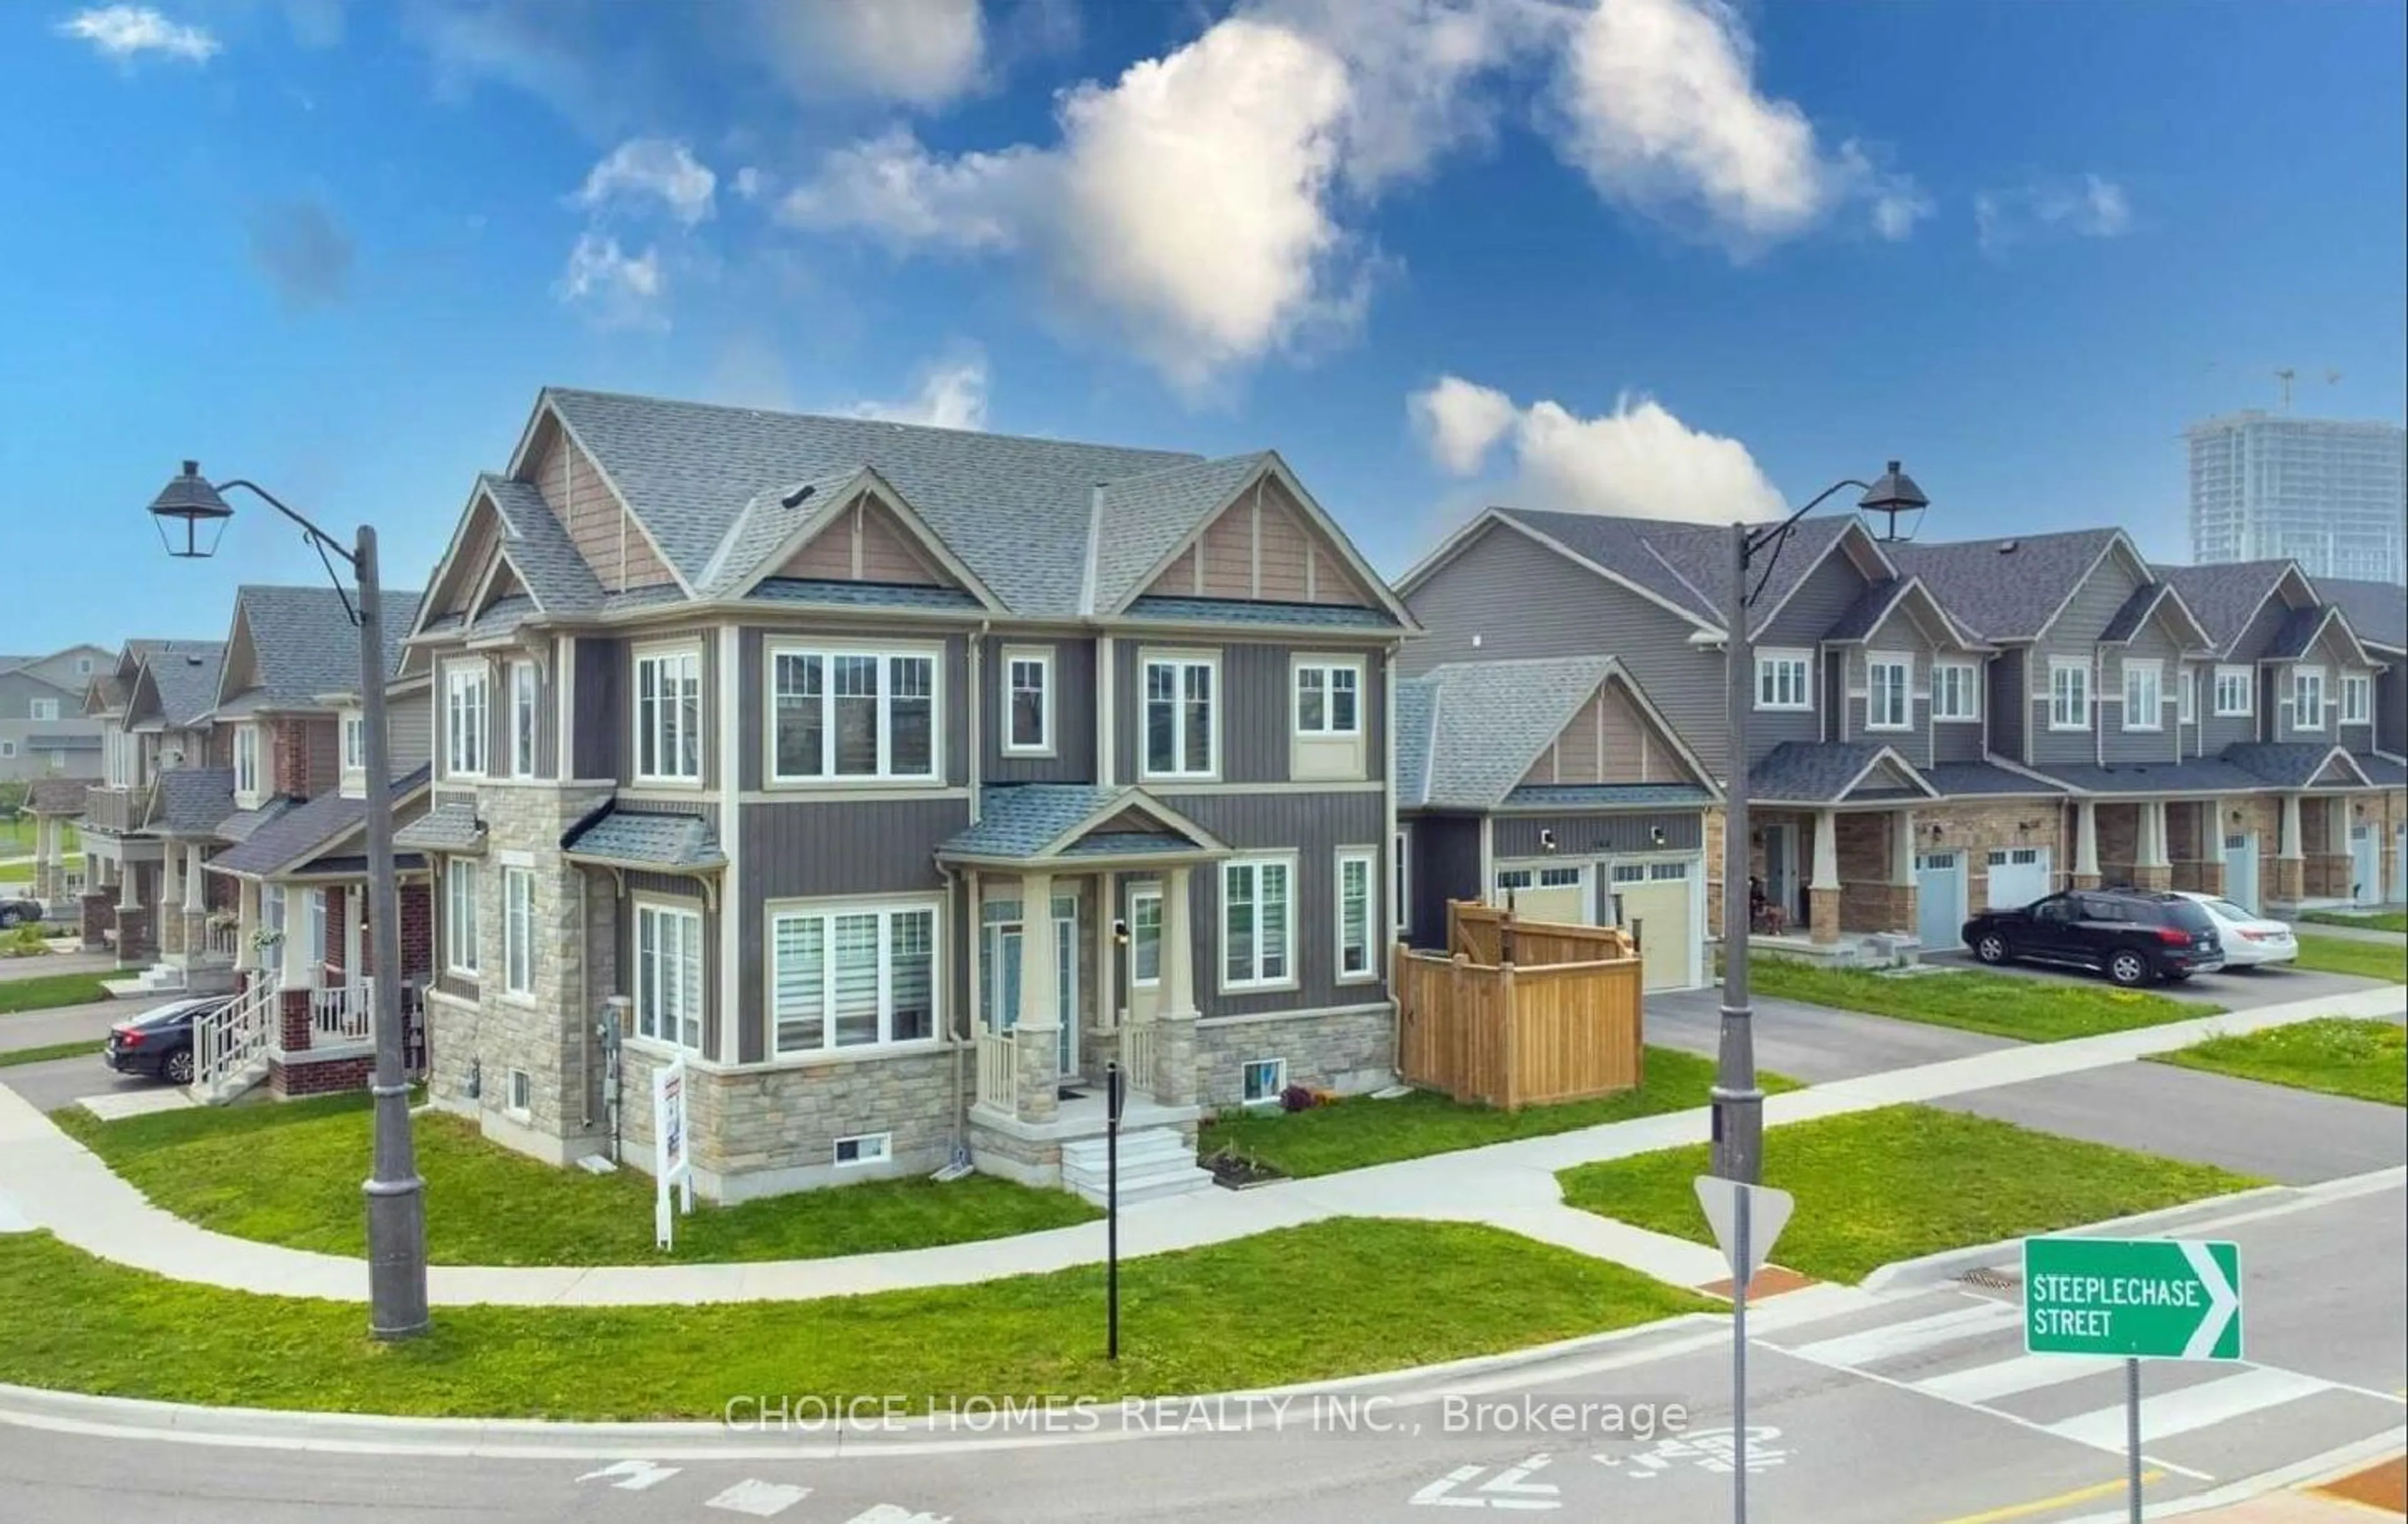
[2328,797,2351,855]
[2075,799,2100,880]
[159,846,182,910]
[1810,809,1840,890]
[115,853,140,912]
[1161,865,1197,1019]
[280,883,316,987]
[1098,871,1119,1026]
[2278,793,2304,860]
[2139,801,2170,870]
[1017,870,1057,1033]
[1891,809,1916,886]
[182,843,206,912]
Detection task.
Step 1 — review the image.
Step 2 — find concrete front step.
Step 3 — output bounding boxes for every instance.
[1059,1127,1215,1207]
[100,967,188,1000]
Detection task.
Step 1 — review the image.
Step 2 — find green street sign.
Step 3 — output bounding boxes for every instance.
[2022,1236,2242,1361]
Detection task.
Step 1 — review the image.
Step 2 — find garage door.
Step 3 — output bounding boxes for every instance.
[1497,865,1589,925]
[1985,846,2051,910]
[2350,825,2381,907]
[1610,860,1697,992]
[1916,851,1967,949]
[2223,833,2259,915]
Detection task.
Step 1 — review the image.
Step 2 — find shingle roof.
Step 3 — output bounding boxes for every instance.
[156,767,235,836]
[1395,676,1435,808]
[204,765,430,876]
[479,473,607,614]
[2029,757,2276,795]
[2355,753,2407,787]
[1889,530,2124,641]
[1497,782,1714,811]
[1122,596,1398,629]
[1749,742,1932,804]
[748,578,984,612]
[215,799,298,843]
[1059,831,1204,858]
[394,796,486,854]
[142,641,226,727]
[1087,454,1270,612]
[2314,576,2406,651]
[942,785,1121,860]
[1404,657,1619,812]
[2261,605,2336,661]
[2099,584,2167,644]
[546,388,1199,617]
[24,778,90,814]
[1825,578,1909,642]
[1920,762,2065,797]
[561,807,724,870]
[2160,562,2296,653]
[1484,509,1867,638]
[2221,742,2367,789]
[234,585,425,707]
[696,468,870,598]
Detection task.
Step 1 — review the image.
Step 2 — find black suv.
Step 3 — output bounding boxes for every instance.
[1962,888,2225,987]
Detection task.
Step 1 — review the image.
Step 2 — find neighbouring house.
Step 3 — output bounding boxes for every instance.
[76,638,230,969]
[21,775,92,912]
[1395,655,1719,991]
[0,643,112,782]
[401,387,1416,1202]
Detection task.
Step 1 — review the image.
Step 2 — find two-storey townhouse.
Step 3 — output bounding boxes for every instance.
[195,584,435,1098]
[1398,507,2037,958]
[401,387,1416,1202]
[2314,575,2408,901]
[74,638,226,968]
[0,644,111,782]
[2162,562,2405,910]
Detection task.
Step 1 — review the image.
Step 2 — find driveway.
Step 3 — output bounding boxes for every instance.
[0,950,114,982]
[1920,949,2390,1010]
[0,996,124,1054]
[0,1049,150,1113]
[1645,986,2015,1085]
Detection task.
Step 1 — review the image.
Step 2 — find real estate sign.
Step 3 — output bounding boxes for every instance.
[2022,1236,2242,1361]
[654,1054,694,1249]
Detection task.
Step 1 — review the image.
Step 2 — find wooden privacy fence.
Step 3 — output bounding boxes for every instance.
[1394,901,1645,1110]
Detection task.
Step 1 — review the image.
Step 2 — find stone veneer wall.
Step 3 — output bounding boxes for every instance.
[1834,812,1912,934]
[1194,1005,1393,1108]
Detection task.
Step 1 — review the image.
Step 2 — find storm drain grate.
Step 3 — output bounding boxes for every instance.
[1960,1266,2021,1291]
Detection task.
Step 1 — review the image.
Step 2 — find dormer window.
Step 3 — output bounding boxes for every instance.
[233,723,261,799]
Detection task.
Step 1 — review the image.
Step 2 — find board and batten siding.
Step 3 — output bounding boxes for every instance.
[2026,550,2143,769]
[1405,814,1481,951]
[1490,809,1702,859]
[2100,616,2184,765]
[735,628,970,792]
[982,635,1095,784]
[574,637,621,780]
[1154,789,1385,1019]
[1112,638,1386,787]
[1403,524,1733,775]
[2377,662,2407,757]
[1987,648,2026,764]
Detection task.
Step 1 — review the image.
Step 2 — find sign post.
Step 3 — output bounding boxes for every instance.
[2022,1236,2243,1523]
[1694,1176,1793,1524]
[653,1054,693,1251]
[1106,1059,1124,1362]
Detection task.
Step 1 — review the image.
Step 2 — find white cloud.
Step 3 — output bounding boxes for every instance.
[573,138,718,226]
[1975,173,2133,255]
[731,166,766,201]
[749,0,986,108]
[555,232,667,330]
[56,5,219,61]
[850,354,990,431]
[780,128,1040,252]
[1410,374,1782,522]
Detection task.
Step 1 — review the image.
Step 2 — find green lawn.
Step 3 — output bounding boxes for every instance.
[1557,1105,2264,1284]
[2300,910,2408,935]
[0,818,77,856]
[1199,1047,1803,1179]
[1745,957,2216,1041]
[2154,1018,2407,1106]
[2291,933,2407,984]
[58,1094,1099,1266]
[0,1039,99,1069]
[0,1220,1711,1419]
[0,972,111,1014]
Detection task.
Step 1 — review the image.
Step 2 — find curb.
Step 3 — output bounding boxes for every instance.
[2057,1431,2406,1523]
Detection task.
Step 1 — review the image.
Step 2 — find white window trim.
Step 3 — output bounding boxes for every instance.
[2047,658,2090,732]
[1220,853,1297,993]
[2291,665,2327,732]
[444,858,480,977]
[2213,664,2253,718]
[1292,657,1366,738]
[340,712,365,775]
[2121,658,2164,733]
[1864,651,1914,732]
[500,865,536,1000]
[0,741,14,760]
[1240,1057,1287,1107]
[766,639,946,786]
[232,722,261,800]
[1140,649,1221,782]
[631,897,707,1055]
[1000,646,1054,757]
[1931,660,1980,723]
[509,660,540,779]
[765,893,946,1059]
[1392,831,1410,936]
[631,642,705,786]
[833,1132,893,1168]
[1754,649,1813,712]
[1335,848,1377,984]
[505,1068,532,1122]
[2340,673,2372,725]
[29,699,57,723]
[445,660,489,779]
[1128,885,1163,989]
[2178,668,2197,727]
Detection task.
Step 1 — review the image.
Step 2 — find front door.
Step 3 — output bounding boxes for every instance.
[1125,885,1163,1025]
[1761,824,1800,926]
[983,898,1079,1076]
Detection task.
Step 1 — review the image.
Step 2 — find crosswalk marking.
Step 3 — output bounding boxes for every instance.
[1783,1300,2022,1368]
[2046,1367,2331,1450]
[704,1479,811,1516]
[1917,1352,2120,1404]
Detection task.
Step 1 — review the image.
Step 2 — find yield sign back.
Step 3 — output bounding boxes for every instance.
[1694,1176,1794,1286]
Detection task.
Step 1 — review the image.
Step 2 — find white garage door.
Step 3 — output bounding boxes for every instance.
[1916,851,1967,949]
[2224,833,2259,915]
[1497,864,1590,925]
[1985,846,2052,910]
[1608,859,1699,992]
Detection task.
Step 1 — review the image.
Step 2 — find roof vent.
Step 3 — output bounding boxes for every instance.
[1998,540,2020,554]
[779,483,817,510]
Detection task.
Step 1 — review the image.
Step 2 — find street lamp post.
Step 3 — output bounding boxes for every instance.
[1713,461,1929,1185]
[147,461,430,1338]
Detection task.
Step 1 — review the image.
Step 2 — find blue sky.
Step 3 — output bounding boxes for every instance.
[3,0,2401,654]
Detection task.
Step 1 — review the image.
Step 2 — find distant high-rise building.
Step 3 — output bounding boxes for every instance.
[2187,411,2407,584]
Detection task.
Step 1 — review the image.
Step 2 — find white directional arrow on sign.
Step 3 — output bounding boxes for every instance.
[2182,1239,2241,1359]
[1694,1176,1793,1286]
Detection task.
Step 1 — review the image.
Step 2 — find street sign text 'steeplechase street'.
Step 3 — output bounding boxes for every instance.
[2021,1238,2243,1362]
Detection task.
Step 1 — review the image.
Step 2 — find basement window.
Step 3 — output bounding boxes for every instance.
[1241,1058,1287,1106]
[833,1132,892,1169]
[506,1068,532,1121]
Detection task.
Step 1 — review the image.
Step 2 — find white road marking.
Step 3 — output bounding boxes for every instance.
[574,1459,682,1491]
[842,1508,954,1524]
[1917,1352,2121,1404]
[1782,1300,2022,1368]
[704,1479,811,1516]
[1409,1454,1561,1509]
[2046,1368,2331,1450]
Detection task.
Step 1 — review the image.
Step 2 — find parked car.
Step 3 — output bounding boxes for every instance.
[0,895,41,929]
[1963,888,2226,987]
[102,994,233,1087]
[2173,891,2297,969]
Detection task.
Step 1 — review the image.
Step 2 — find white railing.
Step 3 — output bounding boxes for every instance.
[311,979,375,1043]
[1118,1017,1159,1101]
[193,975,279,1098]
[206,922,241,961]
[976,1028,1018,1115]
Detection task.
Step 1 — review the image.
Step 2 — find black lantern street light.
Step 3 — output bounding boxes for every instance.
[1713,461,1930,1185]
[146,461,429,1339]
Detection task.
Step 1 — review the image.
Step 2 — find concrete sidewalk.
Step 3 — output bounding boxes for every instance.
[2299,919,2408,947]
[0,983,2396,1309]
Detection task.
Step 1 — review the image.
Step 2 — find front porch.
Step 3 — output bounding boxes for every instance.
[1745,803,1923,951]
[2078,797,2224,896]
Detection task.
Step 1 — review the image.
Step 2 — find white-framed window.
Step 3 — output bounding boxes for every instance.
[0,741,14,760]
[1294,660,1363,737]
[1393,831,1410,935]
[769,644,939,782]
[233,722,260,797]
[2048,659,2089,730]
[2291,665,2326,730]
[1755,649,1812,711]
[445,661,488,777]
[1336,849,1375,982]
[341,712,364,773]
[1648,860,1689,880]
[769,900,939,1055]
[501,866,535,997]
[2214,665,2252,717]
[1866,654,1912,730]
[506,1068,532,1120]
[1003,648,1051,755]
[306,888,327,969]
[75,656,94,676]
[1241,1058,1287,1106]
[29,698,57,722]
[509,660,540,778]
[1931,661,1978,723]
[2178,668,2196,726]
[1143,654,1217,779]
[445,858,480,975]
[2121,659,2163,732]
[633,646,703,782]
[1220,855,1294,991]
[635,901,705,1053]
[1129,886,1163,987]
[833,1132,892,1168]
[2340,673,2372,725]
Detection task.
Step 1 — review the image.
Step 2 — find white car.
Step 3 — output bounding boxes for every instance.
[2175,892,2296,968]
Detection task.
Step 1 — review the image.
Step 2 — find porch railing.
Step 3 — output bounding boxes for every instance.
[205,920,241,961]
[975,1028,1018,1114]
[310,979,375,1043]
[1117,1017,1159,1100]
[192,974,279,1098]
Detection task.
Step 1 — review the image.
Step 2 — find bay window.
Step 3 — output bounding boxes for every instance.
[509,660,540,778]
[1143,655,1217,779]
[770,900,938,1055]
[233,723,260,797]
[771,645,938,782]
[1221,856,1293,990]
[634,647,702,782]
[341,713,365,774]
[635,901,705,1052]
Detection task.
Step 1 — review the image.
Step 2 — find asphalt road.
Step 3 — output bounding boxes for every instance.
[3,1180,2399,1523]
[0,996,123,1054]
[1644,987,2015,1084]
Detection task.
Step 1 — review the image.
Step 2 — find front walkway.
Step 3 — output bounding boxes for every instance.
[0,985,2397,1308]
[2299,918,2408,947]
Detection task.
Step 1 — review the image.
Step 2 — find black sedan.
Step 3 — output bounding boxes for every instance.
[103,995,233,1086]
[1963,888,2225,987]
[0,895,41,929]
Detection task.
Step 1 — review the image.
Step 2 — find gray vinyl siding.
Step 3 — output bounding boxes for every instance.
[2231,595,2291,664]
[618,871,719,1062]
[1491,809,1702,858]
[737,628,970,792]
[983,636,1094,784]
[1756,550,1864,647]
[2101,619,2182,764]
[1823,654,1846,742]
[1408,814,1481,950]
[2199,663,2259,751]
[1988,649,2026,763]
[389,690,438,779]
[1854,602,1956,767]
[1154,789,1386,1018]
[1114,639,1386,786]
[1402,523,1734,775]
[574,638,620,780]
[2027,554,2142,769]
[2271,624,2362,744]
